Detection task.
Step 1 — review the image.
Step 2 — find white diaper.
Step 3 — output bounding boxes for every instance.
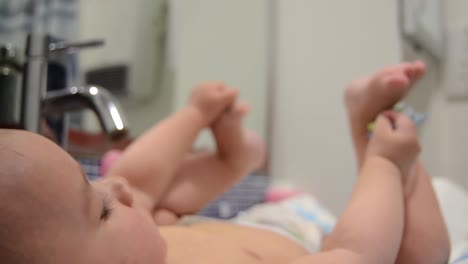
[451,241,468,264]
[234,194,336,253]
[179,194,336,253]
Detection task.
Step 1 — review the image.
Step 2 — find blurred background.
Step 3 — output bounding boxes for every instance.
[0,0,466,215]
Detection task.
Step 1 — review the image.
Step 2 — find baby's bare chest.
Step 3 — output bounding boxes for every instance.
[160,222,308,264]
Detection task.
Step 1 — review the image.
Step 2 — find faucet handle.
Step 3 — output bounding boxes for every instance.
[25,34,106,57]
[49,39,105,54]
[0,44,22,70]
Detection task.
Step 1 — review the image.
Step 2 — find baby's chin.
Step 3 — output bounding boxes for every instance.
[140,212,169,261]
[147,228,168,264]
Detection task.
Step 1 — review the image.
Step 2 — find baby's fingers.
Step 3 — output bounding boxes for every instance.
[393,112,417,137]
[373,111,395,134]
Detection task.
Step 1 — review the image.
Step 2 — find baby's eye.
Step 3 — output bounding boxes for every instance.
[100,196,114,221]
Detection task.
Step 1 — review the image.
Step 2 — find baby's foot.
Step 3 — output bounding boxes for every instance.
[211,103,266,173]
[345,61,425,131]
[345,61,425,165]
[188,82,238,125]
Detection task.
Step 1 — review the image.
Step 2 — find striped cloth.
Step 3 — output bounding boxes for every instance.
[78,157,269,218]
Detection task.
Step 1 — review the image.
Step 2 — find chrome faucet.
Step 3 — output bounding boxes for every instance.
[16,34,129,141]
[43,86,128,140]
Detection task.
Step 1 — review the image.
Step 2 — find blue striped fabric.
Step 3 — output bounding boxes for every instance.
[78,157,269,218]
[79,157,101,181]
[453,253,468,264]
[198,173,268,218]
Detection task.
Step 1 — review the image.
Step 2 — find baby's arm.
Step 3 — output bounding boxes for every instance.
[290,112,420,264]
[106,83,237,209]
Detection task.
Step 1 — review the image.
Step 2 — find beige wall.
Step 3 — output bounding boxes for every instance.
[170,0,269,148]
[271,1,402,213]
[271,0,468,214]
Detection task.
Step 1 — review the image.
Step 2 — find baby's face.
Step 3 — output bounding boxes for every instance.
[0,131,166,263]
[86,177,167,264]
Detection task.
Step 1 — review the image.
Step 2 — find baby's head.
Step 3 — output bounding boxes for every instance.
[0,130,166,263]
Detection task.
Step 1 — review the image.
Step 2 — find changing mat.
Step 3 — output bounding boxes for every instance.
[432,177,468,263]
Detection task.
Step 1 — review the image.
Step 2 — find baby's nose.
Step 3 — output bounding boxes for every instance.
[107,177,134,207]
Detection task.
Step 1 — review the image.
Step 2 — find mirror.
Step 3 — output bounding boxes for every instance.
[78,0,271,150]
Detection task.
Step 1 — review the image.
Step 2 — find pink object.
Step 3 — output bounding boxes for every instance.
[265,189,302,203]
[100,150,123,176]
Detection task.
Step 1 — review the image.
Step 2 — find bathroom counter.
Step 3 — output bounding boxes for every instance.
[67,129,132,158]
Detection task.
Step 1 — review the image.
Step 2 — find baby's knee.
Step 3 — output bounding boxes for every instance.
[432,231,451,264]
[397,230,450,264]
[423,228,450,263]
[153,208,180,225]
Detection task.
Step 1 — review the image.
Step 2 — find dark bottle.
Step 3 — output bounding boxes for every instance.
[0,44,23,129]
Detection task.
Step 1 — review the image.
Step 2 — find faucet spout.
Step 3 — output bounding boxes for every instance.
[43,86,129,141]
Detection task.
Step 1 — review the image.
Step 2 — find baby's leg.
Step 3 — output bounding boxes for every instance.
[155,103,265,217]
[211,103,265,174]
[344,62,450,263]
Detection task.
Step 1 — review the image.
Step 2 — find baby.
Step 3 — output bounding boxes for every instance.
[0,62,450,263]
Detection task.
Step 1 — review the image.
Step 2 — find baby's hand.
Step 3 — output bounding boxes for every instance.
[366,111,421,177]
[188,82,238,125]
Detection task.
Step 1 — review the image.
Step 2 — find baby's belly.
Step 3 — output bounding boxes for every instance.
[160,222,309,264]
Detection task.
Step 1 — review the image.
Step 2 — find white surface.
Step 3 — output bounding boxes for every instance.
[271,1,402,214]
[432,177,468,263]
[433,177,468,247]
